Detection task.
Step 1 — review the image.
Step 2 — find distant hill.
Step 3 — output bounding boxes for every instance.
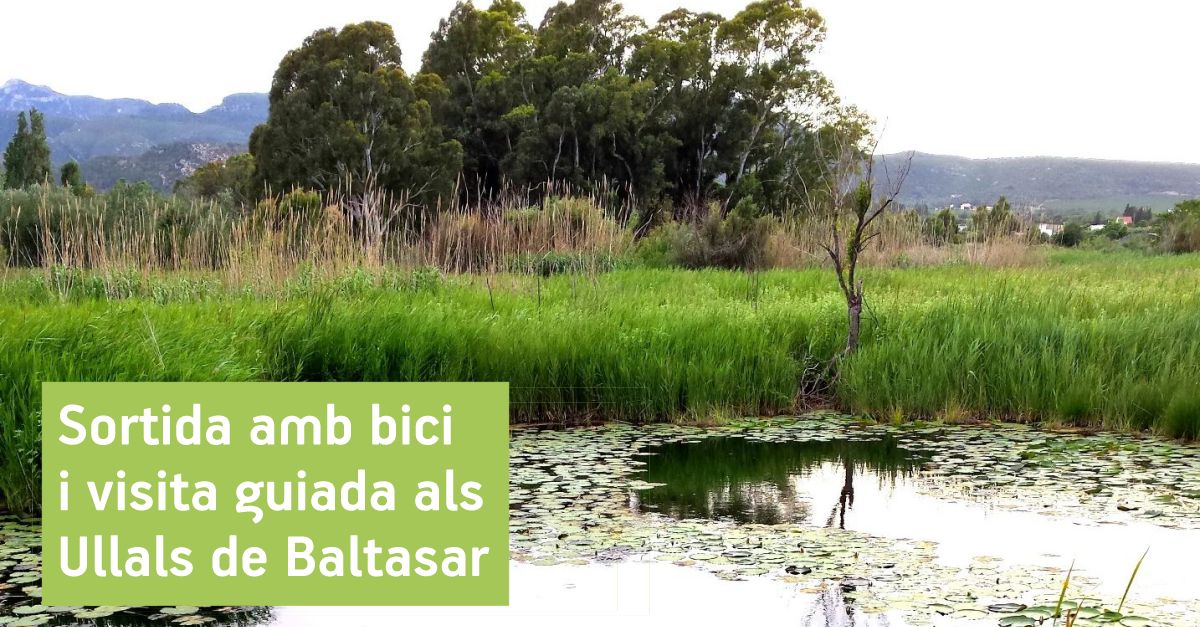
[881,152,1200,215]
[80,142,245,191]
[0,79,265,166]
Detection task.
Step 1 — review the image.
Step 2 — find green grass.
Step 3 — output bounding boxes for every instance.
[2,250,1198,513]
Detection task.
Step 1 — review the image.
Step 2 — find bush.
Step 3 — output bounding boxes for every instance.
[1052,222,1086,247]
[1099,221,1128,240]
[1160,214,1200,253]
[648,200,776,270]
[632,225,678,268]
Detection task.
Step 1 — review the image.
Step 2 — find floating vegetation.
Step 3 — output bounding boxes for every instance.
[0,516,272,626]
[3,416,1198,625]
[510,416,1200,625]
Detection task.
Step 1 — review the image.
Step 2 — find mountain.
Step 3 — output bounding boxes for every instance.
[881,152,1200,214]
[80,142,245,191]
[0,79,265,166]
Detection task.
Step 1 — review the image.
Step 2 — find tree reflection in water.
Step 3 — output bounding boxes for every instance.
[801,584,895,627]
[634,435,921,526]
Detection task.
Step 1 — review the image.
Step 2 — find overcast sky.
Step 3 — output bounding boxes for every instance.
[2,0,1196,162]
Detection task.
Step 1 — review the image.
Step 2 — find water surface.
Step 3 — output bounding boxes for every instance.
[4,416,1199,627]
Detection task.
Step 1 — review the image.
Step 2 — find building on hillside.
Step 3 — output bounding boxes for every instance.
[1038,223,1064,237]
[1117,215,1134,226]
[960,203,973,212]
[1089,224,1106,231]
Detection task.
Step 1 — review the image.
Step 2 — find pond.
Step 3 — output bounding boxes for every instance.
[632,433,924,525]
[3,415,1199,626]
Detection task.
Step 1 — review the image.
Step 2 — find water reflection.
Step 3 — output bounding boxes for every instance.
[801,584,895,627]
[635,435,923,526]
[47,608,273,627]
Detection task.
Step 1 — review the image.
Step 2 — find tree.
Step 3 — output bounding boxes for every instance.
[421,1,533,197]
[1158,199,1200,253]
[924,208,959,244]
[413,0,860,218]
[1099,220,1128,240]
[1123,204,1153,225]
[970,195,1016,239]
[628,9,728,208]
[1053,221,1086,247]
[809,139,911,357]
[250,22,463,207]
[717,0,842,210]
[175,153,256,205]
[59,161,84,192]
[2,109,52,189]
[1,112,27,188]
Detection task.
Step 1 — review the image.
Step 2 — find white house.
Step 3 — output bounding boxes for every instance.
[1038,223,1064,237]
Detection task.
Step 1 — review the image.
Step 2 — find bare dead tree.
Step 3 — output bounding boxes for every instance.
[808,137,912,359]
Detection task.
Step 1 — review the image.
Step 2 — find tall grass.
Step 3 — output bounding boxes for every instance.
[2,252,1198,513]
[2,185,1043,283]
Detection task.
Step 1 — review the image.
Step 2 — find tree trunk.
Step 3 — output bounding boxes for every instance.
[837,459,855,529]
[846,291,862,355]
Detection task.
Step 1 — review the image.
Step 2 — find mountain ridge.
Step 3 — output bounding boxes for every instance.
[0,79,266,167]
[875,151,1200,213]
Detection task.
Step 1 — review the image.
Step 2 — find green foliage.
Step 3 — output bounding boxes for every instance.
[924,208,959,244]
[1099,220,1129,240]
[3,109,52,189]
[250,21,463,204]
[175,153,256,204]
[1163,390,1200,440]
[505,251,623,276]
[1159,199,1200,253]
[0,183,237,267]
[1053,222,1087,247]
[1123,204,1153,225]
[647,199,775,270]
[59,160,84,192]
[279,188,323,216]
[82,142,245,192]
[253,189,328,245]
[415,0,861,212]
[2,254,1200,511]
[970,195,1017,240]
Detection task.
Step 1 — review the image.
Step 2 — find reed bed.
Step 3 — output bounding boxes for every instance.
[1,186,1042,283]
[2,252,1198,514]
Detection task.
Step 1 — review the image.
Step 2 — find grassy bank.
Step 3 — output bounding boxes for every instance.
[2,251,1199,512]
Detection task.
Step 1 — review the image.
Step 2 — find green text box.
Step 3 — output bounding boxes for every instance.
[42,382,509,606]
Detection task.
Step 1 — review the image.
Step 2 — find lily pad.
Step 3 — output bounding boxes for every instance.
[160,606,201,616]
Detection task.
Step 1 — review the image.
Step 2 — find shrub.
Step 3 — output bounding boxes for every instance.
[656,200,776,270]
[1053,222,1086,247]
[632,225,679,268]
[1099,221,1128,240]
[1160,214,1200,254]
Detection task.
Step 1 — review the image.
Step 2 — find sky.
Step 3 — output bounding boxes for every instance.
[2,0,1197,163]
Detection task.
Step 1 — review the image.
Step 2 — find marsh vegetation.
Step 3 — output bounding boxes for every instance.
[1,250,1198,515]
